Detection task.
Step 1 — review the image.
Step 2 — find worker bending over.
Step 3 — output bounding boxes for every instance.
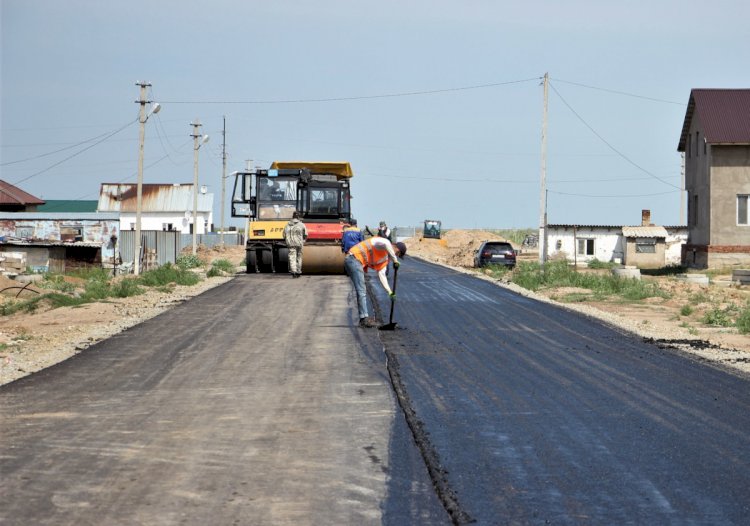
[345,237,406,328]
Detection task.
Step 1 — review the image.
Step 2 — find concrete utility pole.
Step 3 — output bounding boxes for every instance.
[539,72,549,265]
[191,120,209,255]
[134,81,160,275]
[220,116,227,247]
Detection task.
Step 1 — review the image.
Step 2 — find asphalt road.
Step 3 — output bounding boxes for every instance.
[372,257,750,525]
[0,274,447,526]
[4,259,750,525]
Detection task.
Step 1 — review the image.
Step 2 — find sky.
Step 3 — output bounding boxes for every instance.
[2,0,749,232]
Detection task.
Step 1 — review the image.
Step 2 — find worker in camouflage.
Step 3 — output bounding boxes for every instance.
[283,211,308,278]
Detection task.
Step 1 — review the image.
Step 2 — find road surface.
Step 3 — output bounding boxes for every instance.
[0,274,447,525]
[372,258,750,524]
[3,258,750,525]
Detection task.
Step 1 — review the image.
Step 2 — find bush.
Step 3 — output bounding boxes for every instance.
[587,258,617,270]
[736,304,750,334]
[176,254,202,270]
[110,278,144,298]
[207,258,235,277]
[701,306,737,327]
[138,263,201,287]
[38,275,76,294]
[680,305,694,316]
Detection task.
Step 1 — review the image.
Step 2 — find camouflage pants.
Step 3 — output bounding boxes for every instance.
[288,246,303,274]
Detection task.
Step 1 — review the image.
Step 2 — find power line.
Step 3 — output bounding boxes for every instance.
[1,120,137,166]
[549,189,681,198]
[11,117,138,186]
[159,77,542,104]
[550,78,684,105]
[548,81,683,191]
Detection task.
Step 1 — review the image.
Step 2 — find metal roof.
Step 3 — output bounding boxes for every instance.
[0,180,45,206]
[622,225,669,238]
[97,184,213,212]
[0,212,119,220]
[678,89,750,151]
[548,224,686,230]
[37,200,98,213]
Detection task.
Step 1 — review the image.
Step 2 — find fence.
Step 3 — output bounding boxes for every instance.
[119,231,244,267]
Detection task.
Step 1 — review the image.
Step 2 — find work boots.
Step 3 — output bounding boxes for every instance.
[358,317,377,328]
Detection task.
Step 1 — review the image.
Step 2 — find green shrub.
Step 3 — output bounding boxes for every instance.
[38,275,76,293]
[139,263,201,287]
[207,259,235,277]
[176,254,202,270]
[83,279,112,300]
[587,258,617,270]
[701,306,737,327]
[736,304,750,334]
[680,305,694,316]
[110,278,144,298]
[67,267,112,281]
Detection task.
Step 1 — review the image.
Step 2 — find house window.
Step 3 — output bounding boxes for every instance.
[577,238,594,256]
[162,223,174,231]
[691,195,699,227]
[635,237,657,253]
[739,195,749,226]
[16,226,33,238]
[696,132,700,156]
[130,223,135,230]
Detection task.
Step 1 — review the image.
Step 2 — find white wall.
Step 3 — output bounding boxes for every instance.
[546,227,624,264]
[120,212,212,234]
[665,229,688,265]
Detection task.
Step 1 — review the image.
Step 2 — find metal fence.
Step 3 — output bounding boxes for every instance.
[119,231,244,266]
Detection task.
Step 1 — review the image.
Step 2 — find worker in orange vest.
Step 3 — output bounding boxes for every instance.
[345,237,406,328]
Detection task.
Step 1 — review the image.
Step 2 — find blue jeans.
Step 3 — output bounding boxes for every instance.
[345,255,368,319]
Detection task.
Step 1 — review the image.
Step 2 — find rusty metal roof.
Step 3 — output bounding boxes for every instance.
[97,184,212,212]
[0,180,45,206]
[622,225,668,238]
[678,89,750,151]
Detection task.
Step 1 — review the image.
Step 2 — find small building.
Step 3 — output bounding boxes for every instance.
[678,88,750,268]
[0,180,45,212]
[546,211,687,268]
[0,212,119,273]
[97,183,214,235]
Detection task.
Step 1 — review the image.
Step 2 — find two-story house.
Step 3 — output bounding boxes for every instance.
[678,89,750,268]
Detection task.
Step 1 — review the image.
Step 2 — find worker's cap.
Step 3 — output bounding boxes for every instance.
[292,211,300,219]
[350,218,358,226]
[379,221,387,227]
[395,242,407,257]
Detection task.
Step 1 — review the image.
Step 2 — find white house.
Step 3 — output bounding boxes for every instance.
[545,211,687,268]
[97,183,213,235]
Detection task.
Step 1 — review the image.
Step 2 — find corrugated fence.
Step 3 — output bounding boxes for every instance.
[120,231,244,266]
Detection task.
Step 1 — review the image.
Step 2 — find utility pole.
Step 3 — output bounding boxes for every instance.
[538,72,549,265]
[220,116,227,247]
[191,120,203,256]
[134,82,161,275]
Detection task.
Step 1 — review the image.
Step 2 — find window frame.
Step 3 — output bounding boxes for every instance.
[738,194,749,226]
[577,238,595,256]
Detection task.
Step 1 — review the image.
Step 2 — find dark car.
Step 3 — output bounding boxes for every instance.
[474,241,516,269]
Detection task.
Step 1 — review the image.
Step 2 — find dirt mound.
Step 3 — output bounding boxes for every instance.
[403,229,514,268]
[0,275,42,298]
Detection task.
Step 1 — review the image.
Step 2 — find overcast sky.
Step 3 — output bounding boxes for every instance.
[2,0,749,231]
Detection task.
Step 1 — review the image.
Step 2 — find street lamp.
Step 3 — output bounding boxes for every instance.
[135,82,161,275]
[191,119,209,255]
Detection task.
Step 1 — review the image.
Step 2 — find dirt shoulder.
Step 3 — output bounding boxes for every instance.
[0,245,244,387]
[406,229,750,376]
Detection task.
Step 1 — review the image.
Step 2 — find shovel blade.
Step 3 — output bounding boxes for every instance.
[378,322,398,331]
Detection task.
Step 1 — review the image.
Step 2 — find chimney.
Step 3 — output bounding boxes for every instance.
[641,209,652,226]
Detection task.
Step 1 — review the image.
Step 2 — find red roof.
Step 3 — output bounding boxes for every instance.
[0,180,45,206]
[678,89,750,151]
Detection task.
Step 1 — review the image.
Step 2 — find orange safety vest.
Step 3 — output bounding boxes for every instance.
[349,239,389,271]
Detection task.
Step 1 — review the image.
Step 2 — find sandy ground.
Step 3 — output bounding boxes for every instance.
[2,234,750,387]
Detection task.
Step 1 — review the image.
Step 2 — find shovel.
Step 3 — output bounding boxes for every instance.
[379,264,399,331]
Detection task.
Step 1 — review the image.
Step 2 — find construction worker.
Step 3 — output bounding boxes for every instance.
[345,237,406,328]
[283,211,308,278]
[341,218,364,253]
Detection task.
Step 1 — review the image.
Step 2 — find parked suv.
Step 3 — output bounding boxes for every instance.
[474,241,516,269]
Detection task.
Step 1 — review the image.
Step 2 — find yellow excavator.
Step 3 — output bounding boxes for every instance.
[231,161,353,274]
